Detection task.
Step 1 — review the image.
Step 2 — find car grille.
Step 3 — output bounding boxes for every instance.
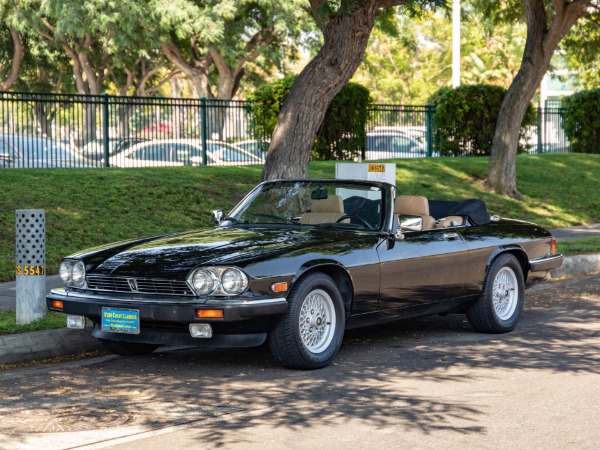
[86,275,194,296]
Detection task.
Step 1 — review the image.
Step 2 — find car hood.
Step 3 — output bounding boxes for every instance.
[79,226,369,279]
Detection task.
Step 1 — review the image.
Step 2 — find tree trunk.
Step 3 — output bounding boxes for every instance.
[261,1,382,180]
[487,0,589,198]
[33,102,54,137]
[161,43,213,98]
[0,28,24,90]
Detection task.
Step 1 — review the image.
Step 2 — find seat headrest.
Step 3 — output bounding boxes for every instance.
[395,195,430,216]
[311,195,344,213]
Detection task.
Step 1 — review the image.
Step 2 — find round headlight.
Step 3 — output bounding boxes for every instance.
[71,260,86,287]
[220,268,248,295]
[59,261,72,284]
[191,269,218,295]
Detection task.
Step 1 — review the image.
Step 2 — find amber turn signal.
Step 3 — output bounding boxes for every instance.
[51,300,64,310]
[195,309,224,319]
[270,282,288,293]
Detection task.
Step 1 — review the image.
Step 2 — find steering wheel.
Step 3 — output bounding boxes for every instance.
[335,215,372,229]
[250,213,296,224]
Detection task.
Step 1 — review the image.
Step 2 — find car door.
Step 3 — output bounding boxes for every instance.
[376,227,470,310]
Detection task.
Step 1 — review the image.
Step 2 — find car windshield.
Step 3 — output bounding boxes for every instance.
[224,180,385,230]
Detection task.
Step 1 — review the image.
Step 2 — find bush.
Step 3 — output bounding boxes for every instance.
[314,82,371,160]
[562,89,600,154]
[249,76,371,160]
[248,75,297,139]
[428,84,535,156]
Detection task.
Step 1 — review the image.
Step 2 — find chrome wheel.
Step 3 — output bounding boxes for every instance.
[466,253,524,333]
[299,289,336,353]
[268,272,345,369]
[492,267,519,320]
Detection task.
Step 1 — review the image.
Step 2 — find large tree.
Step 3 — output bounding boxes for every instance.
[14,0,165,143]
[487,0,595,198]
[261,0,442,181]
[157,0,311,99]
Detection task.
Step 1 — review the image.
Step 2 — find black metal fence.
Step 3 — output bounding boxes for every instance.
[0,92,264,168]
[0,91,572,169]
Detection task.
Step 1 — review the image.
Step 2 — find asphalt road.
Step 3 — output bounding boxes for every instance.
[1,273,599,450]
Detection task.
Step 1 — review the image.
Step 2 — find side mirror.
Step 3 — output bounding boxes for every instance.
[211,209,224,225]
[399,215,423,232]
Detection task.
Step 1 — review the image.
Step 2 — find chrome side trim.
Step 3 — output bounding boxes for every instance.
[205,298,287,307]
[529,254,564,272]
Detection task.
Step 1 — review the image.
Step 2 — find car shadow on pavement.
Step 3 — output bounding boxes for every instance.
[0,275,598,447]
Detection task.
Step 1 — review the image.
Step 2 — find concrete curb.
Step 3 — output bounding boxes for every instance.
[550,254,600,278]
[1,328,103,365]
[1,254,599,366]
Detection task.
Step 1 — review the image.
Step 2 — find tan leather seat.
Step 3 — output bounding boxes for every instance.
[394,195,436,230]
[299,195,345,224]
[436,215,464,228]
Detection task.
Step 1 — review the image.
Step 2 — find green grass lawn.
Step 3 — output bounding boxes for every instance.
[1,153,599,283]
[558,237,600,256]
[0,309,66,334]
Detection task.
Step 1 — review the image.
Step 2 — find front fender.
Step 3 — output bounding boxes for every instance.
[484,245,528,279]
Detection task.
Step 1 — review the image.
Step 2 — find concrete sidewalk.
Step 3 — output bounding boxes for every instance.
[2,224,600,365]
[549,223,600,241]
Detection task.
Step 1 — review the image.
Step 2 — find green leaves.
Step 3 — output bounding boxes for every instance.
[562,89,600,154]
[429,84,535,156]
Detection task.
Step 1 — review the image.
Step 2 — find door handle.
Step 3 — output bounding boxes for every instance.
[443,232,459,240]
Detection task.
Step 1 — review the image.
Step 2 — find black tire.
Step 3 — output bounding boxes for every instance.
[268,272,345,370]
[99,339,159,356]
[467,253,525,333]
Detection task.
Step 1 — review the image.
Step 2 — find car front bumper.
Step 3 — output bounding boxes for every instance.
[47,288,288,348]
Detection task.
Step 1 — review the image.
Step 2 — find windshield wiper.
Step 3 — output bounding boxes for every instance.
[221,216,249,225]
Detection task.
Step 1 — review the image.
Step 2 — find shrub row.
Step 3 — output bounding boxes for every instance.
[250,79,599,158]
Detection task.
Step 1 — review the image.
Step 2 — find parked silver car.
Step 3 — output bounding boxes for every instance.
[0,134,89,168]
[365,131,425,160]
[108,139,264,168]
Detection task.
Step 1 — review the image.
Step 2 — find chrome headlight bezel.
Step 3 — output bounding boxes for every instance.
[220,268,249,295]
[59,259,86,288]
[187,266,249,297]
[189,268,219,295]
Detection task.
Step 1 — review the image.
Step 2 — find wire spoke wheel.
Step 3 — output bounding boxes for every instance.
[298,289,336,353]
[492,267,519,321]
[268,273,345,369]
[467,253,524,333]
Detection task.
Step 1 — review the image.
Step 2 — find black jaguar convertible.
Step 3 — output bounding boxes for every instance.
[48,179,563,369]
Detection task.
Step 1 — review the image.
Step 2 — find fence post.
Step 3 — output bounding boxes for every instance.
[102,93,110,167]
[425,105,433,157]
[536,106,543,155]
[200,97,208,166]
[15,210,46,324]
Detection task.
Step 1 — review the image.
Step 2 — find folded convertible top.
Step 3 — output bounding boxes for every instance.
[429,199,491,225]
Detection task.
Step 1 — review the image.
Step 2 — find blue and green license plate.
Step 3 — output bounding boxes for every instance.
[101,307,140,334]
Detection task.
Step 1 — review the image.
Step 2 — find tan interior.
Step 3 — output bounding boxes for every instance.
[435,215,464,228]
[394,195,436,230]
[299,195,345,224]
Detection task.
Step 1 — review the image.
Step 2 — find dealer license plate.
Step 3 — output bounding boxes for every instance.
[101,307,140,334]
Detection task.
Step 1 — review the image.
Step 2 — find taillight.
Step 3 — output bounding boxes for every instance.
[551,238,557,254]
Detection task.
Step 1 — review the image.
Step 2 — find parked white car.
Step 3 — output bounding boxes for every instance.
[108,139,263,168]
